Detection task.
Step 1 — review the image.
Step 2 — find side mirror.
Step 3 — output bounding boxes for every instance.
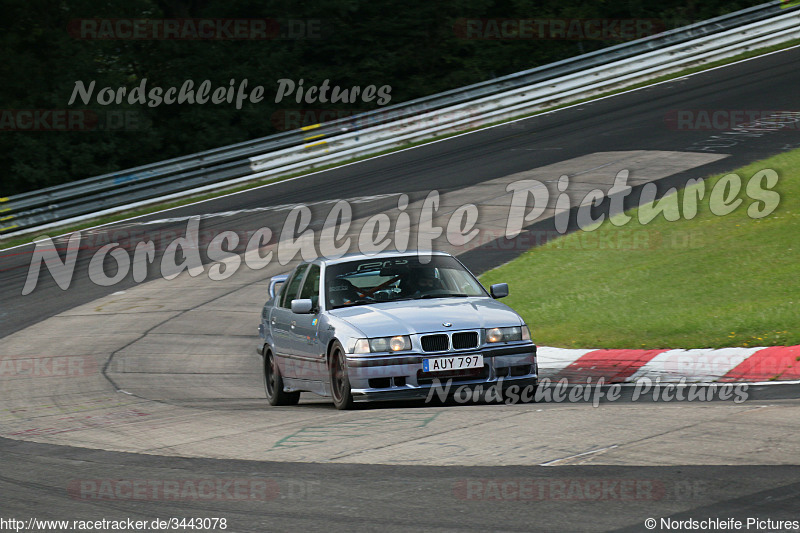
[291,298,314,314]
[490,283,509,299]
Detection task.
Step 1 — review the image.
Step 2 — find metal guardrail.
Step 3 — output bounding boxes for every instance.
[2,0,799,237]
[246,6,800,175]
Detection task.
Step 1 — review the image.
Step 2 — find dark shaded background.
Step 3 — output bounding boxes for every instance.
[0,0,764,196]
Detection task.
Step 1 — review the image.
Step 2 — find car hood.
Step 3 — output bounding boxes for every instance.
[330,297,523,337]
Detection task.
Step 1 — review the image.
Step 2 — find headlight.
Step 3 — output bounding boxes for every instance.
[353,336,412,353]
[371,337,390,352]
[486,328,503,343]
[485,326,525,343]
[389,336,408,351]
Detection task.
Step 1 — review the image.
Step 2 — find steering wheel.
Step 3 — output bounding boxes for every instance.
[358,275,403,298]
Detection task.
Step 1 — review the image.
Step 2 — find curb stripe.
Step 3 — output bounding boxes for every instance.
[629,348,759,382]
[550,349,667,382]
[536,345,800,383]
[719,345,800,381]
[537,347,594,379]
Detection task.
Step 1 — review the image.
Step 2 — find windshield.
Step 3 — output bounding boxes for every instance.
[325,255,487,309]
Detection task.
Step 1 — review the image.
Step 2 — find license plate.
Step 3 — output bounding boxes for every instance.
[423,354,483,373]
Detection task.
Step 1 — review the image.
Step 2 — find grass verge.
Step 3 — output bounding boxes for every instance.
[479,149,800,350]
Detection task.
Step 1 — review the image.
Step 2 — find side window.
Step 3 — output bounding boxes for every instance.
[272,281,285,300]
[280,264,308,308]
[298,264,321,309]
[269,279,285,301]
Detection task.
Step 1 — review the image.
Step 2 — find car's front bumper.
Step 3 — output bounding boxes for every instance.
[346,343,537,402]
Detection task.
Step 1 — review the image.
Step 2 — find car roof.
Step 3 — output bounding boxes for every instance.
[314,250,452,266]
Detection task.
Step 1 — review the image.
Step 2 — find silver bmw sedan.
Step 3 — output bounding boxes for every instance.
[257,250,538,409]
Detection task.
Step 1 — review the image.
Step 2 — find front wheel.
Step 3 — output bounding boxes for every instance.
[329,341,354,410]
[264,350,300,406]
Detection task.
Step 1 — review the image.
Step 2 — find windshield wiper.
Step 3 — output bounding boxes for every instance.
[388,293,471,302]
[331,300,375,310]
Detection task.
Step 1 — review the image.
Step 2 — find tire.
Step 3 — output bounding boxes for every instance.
[329,341,354,410]
[263,349,300,406]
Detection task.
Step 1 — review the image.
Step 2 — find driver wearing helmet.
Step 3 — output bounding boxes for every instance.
[400,267,444,297]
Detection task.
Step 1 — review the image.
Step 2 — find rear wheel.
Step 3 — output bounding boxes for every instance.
[263,350,300,406]
[329,341,354,410]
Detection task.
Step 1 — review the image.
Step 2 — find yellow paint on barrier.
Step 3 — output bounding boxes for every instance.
[303,133,325,141]
[304,140,328,149]
[300,123,321,131]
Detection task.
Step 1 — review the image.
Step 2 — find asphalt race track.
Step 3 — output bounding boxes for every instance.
[3,438,800,532]
[1,47,800,531]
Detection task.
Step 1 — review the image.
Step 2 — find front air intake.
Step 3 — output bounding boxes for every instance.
[421,334,449,352]
[452,331,479,349]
